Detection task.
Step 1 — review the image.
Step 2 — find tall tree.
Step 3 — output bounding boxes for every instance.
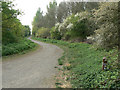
[1,1,24,44]
[57,2,70,23]
[45,0,57,28]
[56,2,99,23]
[32,8,44,36]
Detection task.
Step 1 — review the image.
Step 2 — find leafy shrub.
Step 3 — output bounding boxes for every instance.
[2,1,26,44]
[2,30,18,45]
[36,27,50,38]
[2,39,37,56]
[55,11,96,41]
[50,27,61,40]
[89,2,118,49]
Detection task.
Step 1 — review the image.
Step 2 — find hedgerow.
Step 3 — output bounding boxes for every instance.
[2,39,37,56]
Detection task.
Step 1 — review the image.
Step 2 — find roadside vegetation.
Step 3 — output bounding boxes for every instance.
[1,0,119,88]
[32,1,118,50]
[1,1,37,56]
[32,1,119,88]
[32,37,119,88]
[2,39,37,56]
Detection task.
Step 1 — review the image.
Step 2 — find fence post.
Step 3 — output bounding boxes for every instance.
[102,57,107,70]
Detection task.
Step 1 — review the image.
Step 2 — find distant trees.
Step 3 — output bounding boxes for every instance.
[56,2,69,23]
[23,25,31,37]
[32,0,99,39]
[32,0,57,37]
[36,27,50,38]
[56,2,99,23]
[31,0,119,50]
[46,0,57,28]
[32,8,44,36]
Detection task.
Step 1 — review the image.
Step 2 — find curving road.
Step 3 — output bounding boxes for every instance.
[2,38,63,88]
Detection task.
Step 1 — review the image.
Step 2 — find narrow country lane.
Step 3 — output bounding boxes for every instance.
[2,38,63,88]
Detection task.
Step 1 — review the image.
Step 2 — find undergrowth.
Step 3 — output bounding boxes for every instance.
[32,37,119,88]
[2,38,37,56]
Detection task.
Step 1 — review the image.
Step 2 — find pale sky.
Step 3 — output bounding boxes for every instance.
[10,0,118,30]
[11,0,64,30]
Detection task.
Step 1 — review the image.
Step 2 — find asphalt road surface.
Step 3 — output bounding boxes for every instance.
[2,38,63,88]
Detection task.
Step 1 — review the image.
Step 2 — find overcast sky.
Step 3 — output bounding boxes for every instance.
[11,0,118,30]
[11,0,64,29]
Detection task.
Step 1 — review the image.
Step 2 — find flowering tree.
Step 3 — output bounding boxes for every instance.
[91,2,118,49]
[55,11,95,41]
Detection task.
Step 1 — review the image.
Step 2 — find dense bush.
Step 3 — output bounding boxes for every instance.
[89,2,118,49]
[50,27,61,40]
[54,11,96,41]
[2,39,37,56]
[35,27,50,38]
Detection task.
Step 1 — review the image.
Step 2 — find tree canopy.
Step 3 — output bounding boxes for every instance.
[1,1,31,44]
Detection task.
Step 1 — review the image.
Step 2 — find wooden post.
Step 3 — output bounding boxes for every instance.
[102,57,107,70]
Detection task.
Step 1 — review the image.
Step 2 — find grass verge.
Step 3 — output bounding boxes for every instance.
[2,38,38,57]
[32,37,119,88]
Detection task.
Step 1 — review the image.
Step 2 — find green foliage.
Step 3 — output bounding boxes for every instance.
[2,39,37,56]
[23,25,31,37]
[55,11,95,41]
[58,56,65,65]
[32,0,57,37]
[89,2,118,49]
[1,1,27,44]
[46,0,57,28]
[32,0,57,33]
[57,2,99,23]
[1,1,33,56]
[35,27,50,38]
[32,8,44,36]
[32,1,99,37]
[50,27,61,40]
[70,14,89,38]
[58,58,63,65]
[31,2,118,88]
[32,37,119,88]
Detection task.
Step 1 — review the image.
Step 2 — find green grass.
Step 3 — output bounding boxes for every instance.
[32,37,119,88]
[2,38,37,56]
